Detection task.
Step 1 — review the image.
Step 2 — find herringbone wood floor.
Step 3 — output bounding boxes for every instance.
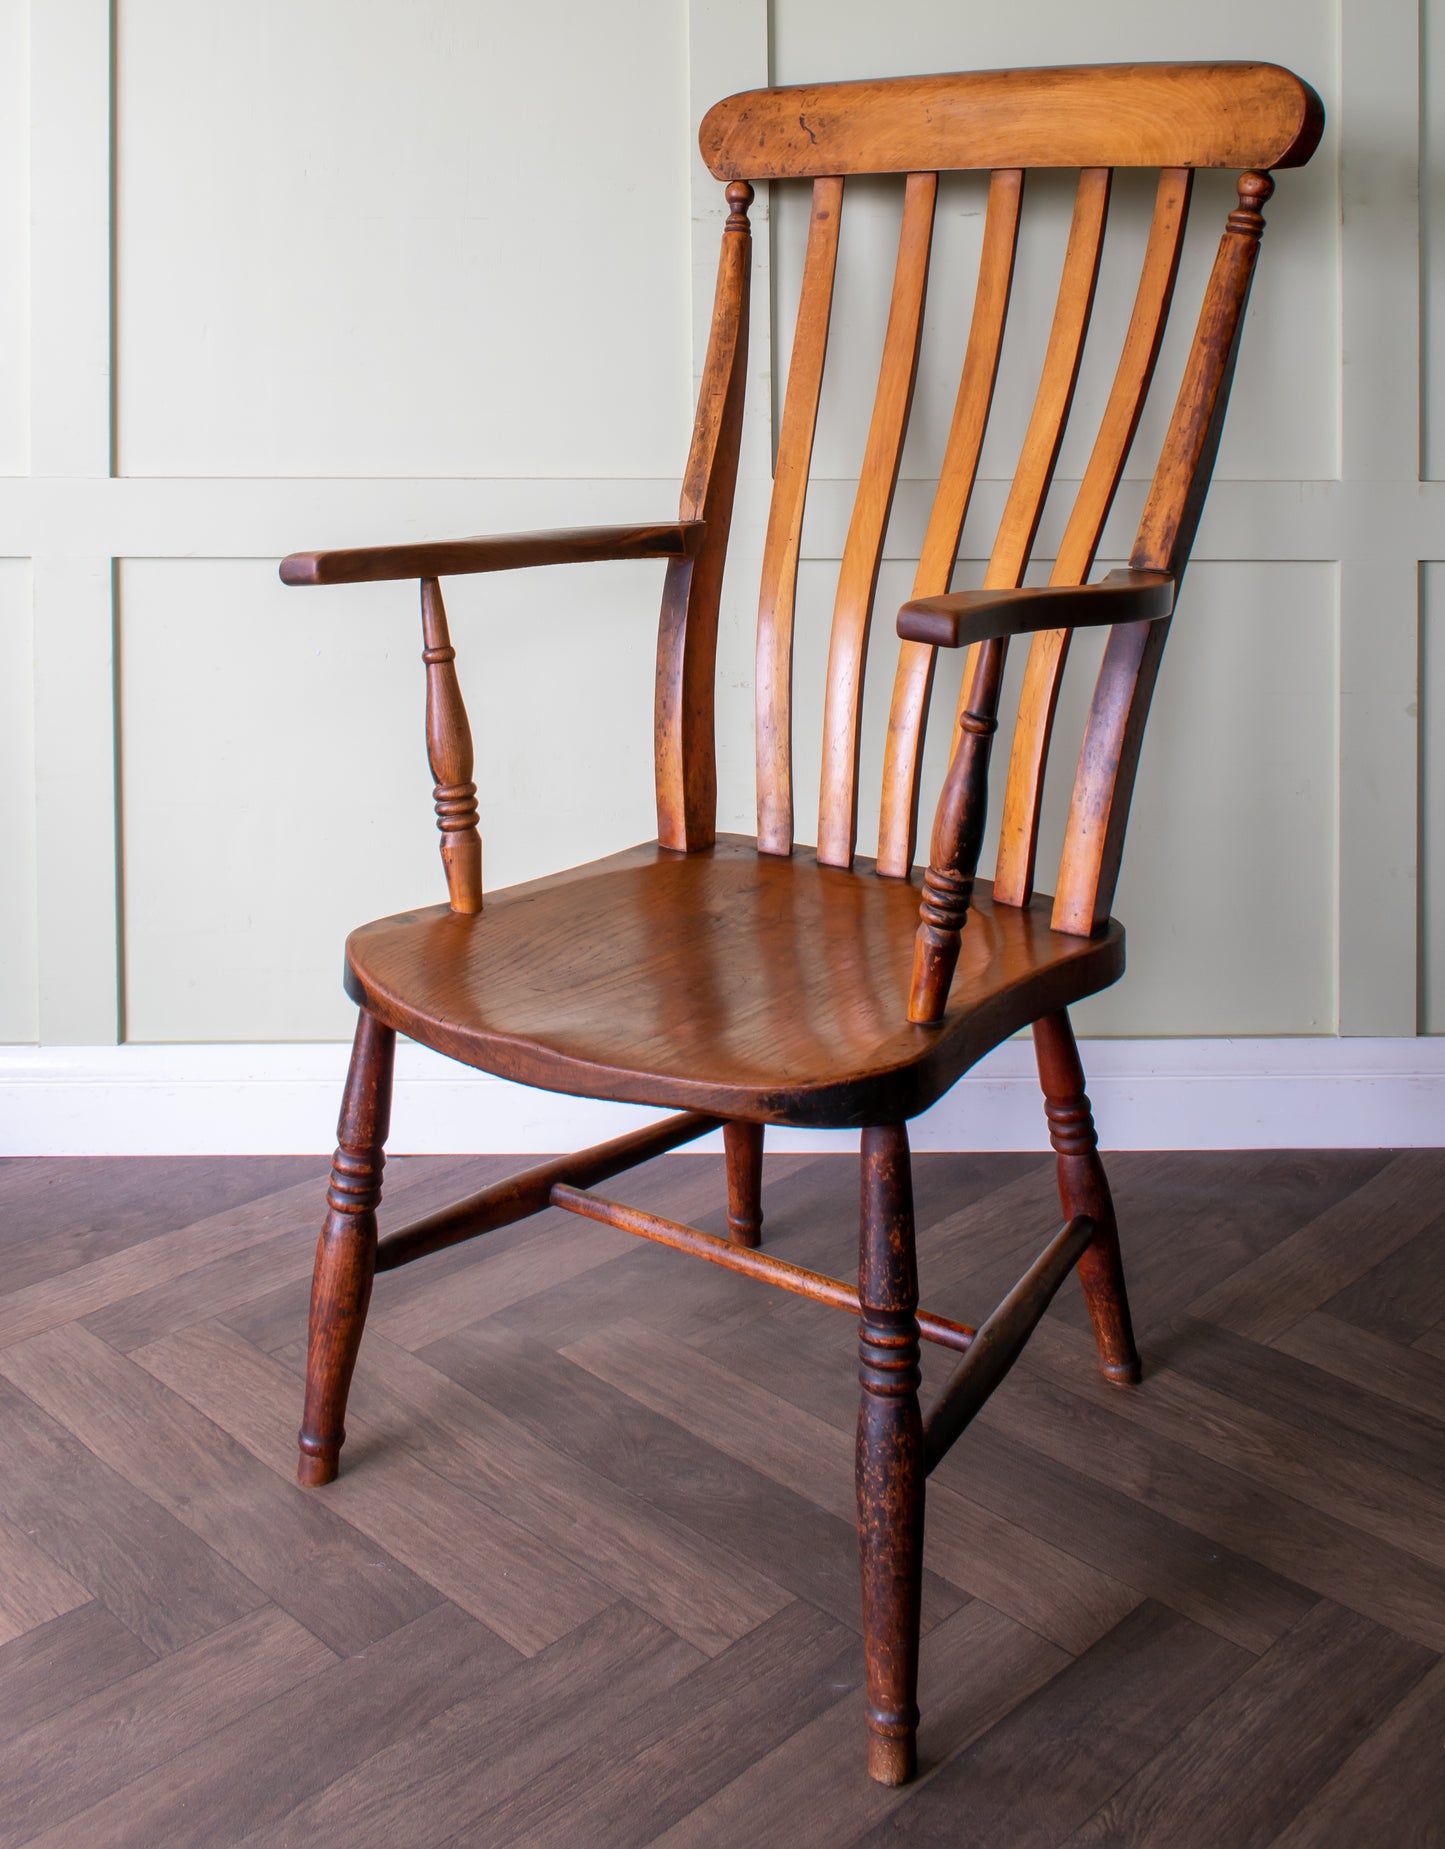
[1,1146,1444,1844]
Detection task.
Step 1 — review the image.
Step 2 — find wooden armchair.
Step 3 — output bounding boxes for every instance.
[280,62,1323,1784]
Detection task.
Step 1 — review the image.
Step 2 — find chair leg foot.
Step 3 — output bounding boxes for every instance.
[1033,1010,1142,1387]
[857,1123,924,1787]
[296,1441,343,1489]
[867,1729,918,1787]
[297,1010,395,1487]
[724,1120,765,1248]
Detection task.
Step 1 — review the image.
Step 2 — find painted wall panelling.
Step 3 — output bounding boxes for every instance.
[0,0,1440,1085]
[0,562,37,1041]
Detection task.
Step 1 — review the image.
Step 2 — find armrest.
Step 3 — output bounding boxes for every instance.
[896,568,1175,648]
[279,520,705,587]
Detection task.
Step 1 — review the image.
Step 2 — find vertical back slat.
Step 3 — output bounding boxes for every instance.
[983,166,1113,597]
[876,169,1024,878]
[757,176,844,856]
[931,167,1112,849]
[993,168,1193,906]
[1052,171,1274,936]
[817,169,938,869]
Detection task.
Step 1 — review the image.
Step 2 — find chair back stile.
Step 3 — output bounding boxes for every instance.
[667,62,1323,990]
[1052,167,1277,935]
[655,181,754,853]
[994,166,1193,907]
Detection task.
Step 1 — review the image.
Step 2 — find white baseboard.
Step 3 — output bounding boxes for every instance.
[2,1037,1443,1156]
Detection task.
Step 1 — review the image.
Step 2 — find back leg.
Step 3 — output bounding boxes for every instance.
[298,1008,395,1486]
[1033,1009,1141,1384]
[724,1120,765,1248]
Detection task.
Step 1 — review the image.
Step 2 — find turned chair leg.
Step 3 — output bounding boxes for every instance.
[723,1120,765,1248]
[856,1123,925,1786]
[298,1009,396,1487]
[1033,1009,1141,1385]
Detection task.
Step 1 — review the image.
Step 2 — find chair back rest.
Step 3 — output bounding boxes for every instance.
[655,62,1323,935]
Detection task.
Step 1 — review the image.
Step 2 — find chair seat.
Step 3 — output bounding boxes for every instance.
[345,836,1124,1127]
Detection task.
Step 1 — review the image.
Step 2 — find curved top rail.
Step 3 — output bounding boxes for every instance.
[699,62,1324,180]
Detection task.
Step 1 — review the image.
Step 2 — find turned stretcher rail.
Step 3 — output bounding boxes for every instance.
[374,1110,722,1271]
[922,1211,1097,1472]
[550,1182,977,1354]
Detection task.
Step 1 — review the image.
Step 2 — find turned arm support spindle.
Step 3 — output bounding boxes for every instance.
[908,640,1004,1025]
[898,571,1175,1024]
[420,576,483,912]
[279,524,705,913]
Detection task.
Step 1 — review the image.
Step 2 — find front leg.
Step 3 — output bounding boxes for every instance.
[856,1122,925,1785]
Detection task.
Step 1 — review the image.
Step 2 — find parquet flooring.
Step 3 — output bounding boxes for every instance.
[2,1146,1444,1844]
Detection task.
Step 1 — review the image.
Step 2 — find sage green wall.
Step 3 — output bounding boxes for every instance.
[0,0,1436,1050]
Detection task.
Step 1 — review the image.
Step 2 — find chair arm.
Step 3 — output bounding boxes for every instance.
[895,569,1175,648]
[279,520,705,587]
[902,567,1173,1027]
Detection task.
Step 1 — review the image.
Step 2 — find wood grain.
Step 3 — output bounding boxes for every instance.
[430,1317,968,1642]
[995,168,1192,906]
[279,520,702,586]
[817,170,937,869]
[1269,1653,1445,1849]
[1273,1311,1445,1427]
[135,1320,616,1657]
[0,1510,89,1645]
[1,1147,1442,1841]
[1052,170,1275,936]
[1185,1149,1445,1342]
[0,1155,320,1298]
[1321,1212,1445,1344]
[561,1319,1136,1656]
[24,1603,513,1849]
[239,1601,704,1849]
[893,569,1173,650]
[900,165,1110,1016]
[0,1603,154,1747]
[700,63,1324,178]
[982,1360,1445,1652]
[319,1331,793,1657]
[0,1606,334,1849]
[1026,1318,1445,1581]
[756,175,843,857]
[341,837,1124,1128]
[655,182,752,851]
[1066,1602,1432,1847]
[877,168,1023,879]
[723,1119,766,1248]
[472,1601,861,1848]
[986,166,1112,594]
[647,1600,1066,1849]
[419,577,482,911]
[0,1320,439,1655]
[0,1373,266,1655]
[852,1601,1248,1846]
